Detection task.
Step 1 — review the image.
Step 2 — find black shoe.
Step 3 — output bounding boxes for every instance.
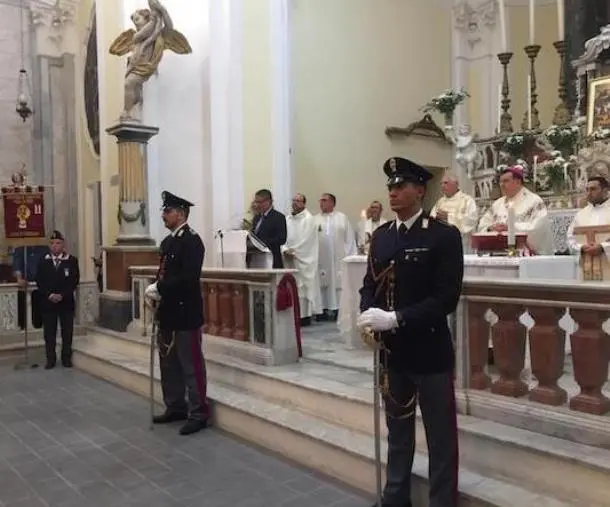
[152,411,188,424]
[300,317,311,327]
[179,419,208,435]
[62,358,73,368]
[44,361,56,370]
[315,313,328,322]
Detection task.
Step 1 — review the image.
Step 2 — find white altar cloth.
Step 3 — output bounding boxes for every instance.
[338,254,578,349]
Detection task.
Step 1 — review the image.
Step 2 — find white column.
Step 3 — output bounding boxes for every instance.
[208,0,245,266]
[269,0,292,214]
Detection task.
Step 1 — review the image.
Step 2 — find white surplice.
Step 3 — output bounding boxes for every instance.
[567,199,610,259]
[430,190,478,253]
[477,187,554,255]
[315,211,357,311]
[282,209,321,318]
[356,218,387,252]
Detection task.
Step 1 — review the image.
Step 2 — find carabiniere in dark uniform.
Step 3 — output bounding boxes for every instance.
[359,157,464,507]
[149,191,209,436]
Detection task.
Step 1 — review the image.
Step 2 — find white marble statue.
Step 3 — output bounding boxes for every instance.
[578,24,610,64]
[445,123,482,179]
[109,0,192,121]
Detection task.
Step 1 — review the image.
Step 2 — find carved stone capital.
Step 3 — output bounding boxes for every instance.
[454,0,498,49]
[29,0,78,56]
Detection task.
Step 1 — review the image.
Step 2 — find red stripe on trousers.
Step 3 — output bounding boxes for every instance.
[190,330,210,417]
[448,374,459,507]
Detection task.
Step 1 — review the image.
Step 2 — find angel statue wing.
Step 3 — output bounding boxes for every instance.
[109,29,136,56]
[163,27,192,54]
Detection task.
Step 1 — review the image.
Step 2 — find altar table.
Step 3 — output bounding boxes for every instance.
[338,254,579,349]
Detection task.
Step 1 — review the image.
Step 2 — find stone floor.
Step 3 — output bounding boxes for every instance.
[0,365,370,507]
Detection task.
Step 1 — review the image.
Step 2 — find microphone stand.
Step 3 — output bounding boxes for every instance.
[15,245,38,370]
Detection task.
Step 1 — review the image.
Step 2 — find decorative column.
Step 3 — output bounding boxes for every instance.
[564,0,610,112]
[270,0,292,211]
[106,124,158,244]
[100,124,160,332]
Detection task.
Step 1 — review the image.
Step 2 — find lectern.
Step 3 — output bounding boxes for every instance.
[215,230,272,269]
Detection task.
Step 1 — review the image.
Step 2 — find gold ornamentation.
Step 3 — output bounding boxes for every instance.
[16,203,30,229]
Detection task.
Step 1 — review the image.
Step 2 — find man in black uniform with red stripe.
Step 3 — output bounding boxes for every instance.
[358,157,464,507]
[145,191,209,436]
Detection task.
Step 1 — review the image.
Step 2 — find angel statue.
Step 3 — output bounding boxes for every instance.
[444,123,482,179]
[109,0,192,121]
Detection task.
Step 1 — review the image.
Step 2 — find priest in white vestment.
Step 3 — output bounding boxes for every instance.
[356,200,387,254]
[477,166,554,255]
[567,176,610,265]
[315,193,357,321]
[430,170,478,252]
[282,193,321,326]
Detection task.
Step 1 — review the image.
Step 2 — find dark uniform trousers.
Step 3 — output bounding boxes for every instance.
[360,214,464,507]
[383,368,458,507]
[43,307,74,362]
[158,329,209,421]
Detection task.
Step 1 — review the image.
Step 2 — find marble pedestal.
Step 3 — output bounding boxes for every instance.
[99,245,159,332]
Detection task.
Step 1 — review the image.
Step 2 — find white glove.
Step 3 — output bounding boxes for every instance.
[145,282,160,301]
[357,308,398,332]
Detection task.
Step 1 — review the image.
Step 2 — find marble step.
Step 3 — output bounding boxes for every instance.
[72,335,576,507]
[76,330,610,506]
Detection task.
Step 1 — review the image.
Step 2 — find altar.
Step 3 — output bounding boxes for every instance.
[338,253,579,348]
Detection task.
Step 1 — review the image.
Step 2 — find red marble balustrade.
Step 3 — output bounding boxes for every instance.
[463,279,610,416]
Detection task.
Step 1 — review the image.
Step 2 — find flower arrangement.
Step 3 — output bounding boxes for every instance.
[240,202,257,231]
[422,88,469,123]
[535,151,571,192]
[543,124,581,155]
[503,134,525,157]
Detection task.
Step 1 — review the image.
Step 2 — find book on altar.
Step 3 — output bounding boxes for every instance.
[572,225,610,281]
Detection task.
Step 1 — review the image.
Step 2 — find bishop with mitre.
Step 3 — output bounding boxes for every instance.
[282,194,321,327]
[567,176,610,280]
[477,165,554,255]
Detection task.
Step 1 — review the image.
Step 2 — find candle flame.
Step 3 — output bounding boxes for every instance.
[360,209,367,220]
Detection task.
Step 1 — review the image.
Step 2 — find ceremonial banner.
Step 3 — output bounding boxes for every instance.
[2,186,46,246]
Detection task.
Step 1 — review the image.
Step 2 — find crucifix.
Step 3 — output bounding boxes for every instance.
[572,225,610,280]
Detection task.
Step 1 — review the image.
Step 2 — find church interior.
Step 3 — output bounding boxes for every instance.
[2,0,610,506]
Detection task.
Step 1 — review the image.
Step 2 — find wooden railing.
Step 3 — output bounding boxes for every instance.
[455,278,610,416]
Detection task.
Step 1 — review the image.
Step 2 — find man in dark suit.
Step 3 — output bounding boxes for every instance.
[146,191,209,436]
[357,157,464,507]
[251,189,287,268]
[35,231,80,369]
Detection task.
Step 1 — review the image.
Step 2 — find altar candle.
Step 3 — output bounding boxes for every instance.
[528,0,535,45]
[498,0,507,52]
[563,162,568,184]
[527,75,532,130]
[507,205,516,246]
[557,0,564,40]
[497,84,502,133]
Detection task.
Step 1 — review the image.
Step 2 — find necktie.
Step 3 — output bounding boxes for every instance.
[254,215,264,234]
[398,223,407,235]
